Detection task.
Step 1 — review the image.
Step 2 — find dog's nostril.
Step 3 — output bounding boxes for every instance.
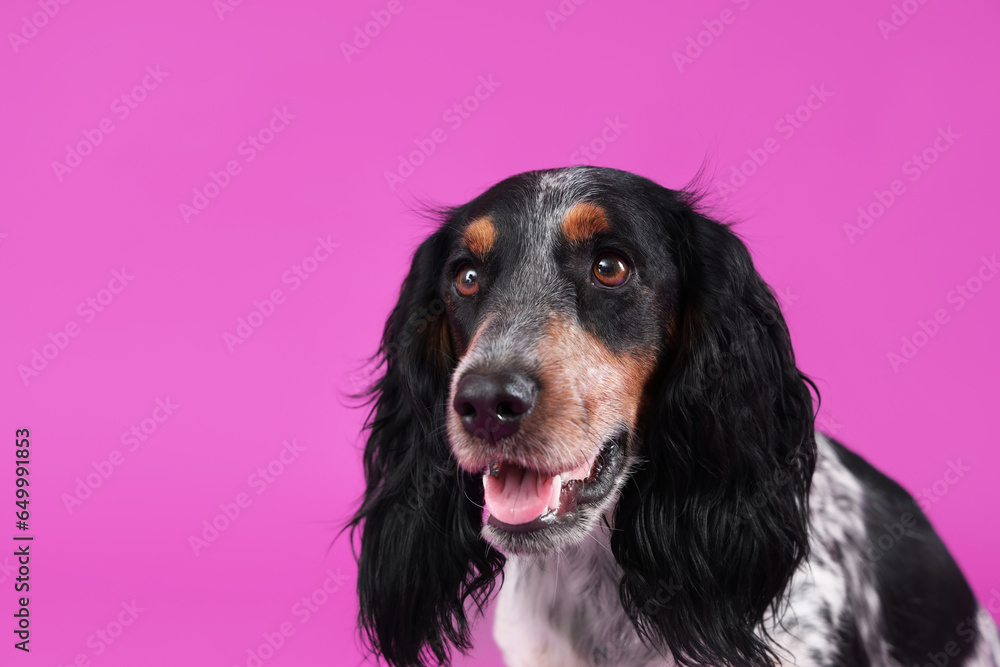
[456,402,477,419]
[496,397,531,420]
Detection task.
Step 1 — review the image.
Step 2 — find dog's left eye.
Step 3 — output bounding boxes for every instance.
[455,263,480,296]
[592,252,630,287]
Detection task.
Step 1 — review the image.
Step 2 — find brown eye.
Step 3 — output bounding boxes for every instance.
[592,252,629,287]
[455,263,479,296]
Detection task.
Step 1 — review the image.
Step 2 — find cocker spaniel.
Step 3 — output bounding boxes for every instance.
[349,166,1000,667]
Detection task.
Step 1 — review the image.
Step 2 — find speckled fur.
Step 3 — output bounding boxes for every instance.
[494,434,1000,666]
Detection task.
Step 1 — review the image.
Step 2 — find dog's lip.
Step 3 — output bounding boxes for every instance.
[483,448,601,481]
[484,435,625,533]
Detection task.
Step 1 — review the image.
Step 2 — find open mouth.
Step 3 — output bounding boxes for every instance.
[482,435,625,533]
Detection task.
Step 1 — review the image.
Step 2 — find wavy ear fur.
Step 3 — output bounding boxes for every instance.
[612,196,818,667]
[348,223,505,667]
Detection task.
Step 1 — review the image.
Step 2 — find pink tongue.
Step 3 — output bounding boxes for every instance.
[483,465,556,525]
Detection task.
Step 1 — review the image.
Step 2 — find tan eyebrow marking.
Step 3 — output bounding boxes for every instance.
[561,202,610,244]
[463,217,496,258]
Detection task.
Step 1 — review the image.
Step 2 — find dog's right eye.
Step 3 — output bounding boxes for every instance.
[455,263,479,296]
[592,252,630,288]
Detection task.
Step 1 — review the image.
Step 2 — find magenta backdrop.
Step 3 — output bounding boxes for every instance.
[2,0,998,665]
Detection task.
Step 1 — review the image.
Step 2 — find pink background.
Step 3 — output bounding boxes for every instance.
[2,0,998,664]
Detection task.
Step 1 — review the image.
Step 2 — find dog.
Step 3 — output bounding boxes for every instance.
[349,166,1000,666]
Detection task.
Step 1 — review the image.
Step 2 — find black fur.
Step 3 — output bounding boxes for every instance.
[831,439,980,666]
[347,225,505,666]
[610,194,817,667]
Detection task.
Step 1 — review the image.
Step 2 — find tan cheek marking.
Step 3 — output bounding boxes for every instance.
[534,317,655,461]
[561,201,610,245]
[463,217,495,258]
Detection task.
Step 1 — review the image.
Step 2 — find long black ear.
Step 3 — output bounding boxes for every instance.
[611,195,818,667]
[348,224,505,666]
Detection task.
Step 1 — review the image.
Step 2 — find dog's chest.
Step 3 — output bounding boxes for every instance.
[493,535,673,667]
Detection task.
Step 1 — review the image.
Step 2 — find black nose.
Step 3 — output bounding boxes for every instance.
[453,372,537,442]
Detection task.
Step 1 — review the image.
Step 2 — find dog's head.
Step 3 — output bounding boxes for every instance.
[441,171,675,554]
[350,167,817,667]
